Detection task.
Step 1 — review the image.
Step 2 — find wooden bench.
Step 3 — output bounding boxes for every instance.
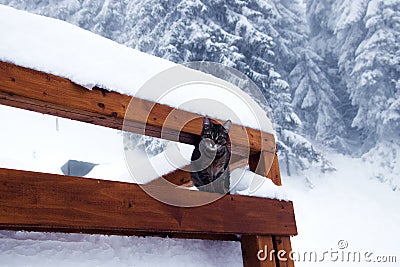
[0,61,297,266]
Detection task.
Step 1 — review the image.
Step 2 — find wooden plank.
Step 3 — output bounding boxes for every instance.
[230,154,249,171]
[0,168,297,237]
[0,61,275,156]
[147,154,248,187]
[146,168,191,187]
[241,235,276,267]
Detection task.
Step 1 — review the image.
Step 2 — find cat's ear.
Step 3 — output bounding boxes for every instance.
[203,117,211,129]
[223,120,232,132]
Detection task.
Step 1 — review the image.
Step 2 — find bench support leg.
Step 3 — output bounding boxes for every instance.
[241,152,295,267]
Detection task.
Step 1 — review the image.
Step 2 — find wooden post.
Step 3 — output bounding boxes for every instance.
[249,151,281,186]
[241,235,276,267]
[273,236,295,267]
[242,152,295,267]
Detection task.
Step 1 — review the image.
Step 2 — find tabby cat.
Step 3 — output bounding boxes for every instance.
[190,117,232,194]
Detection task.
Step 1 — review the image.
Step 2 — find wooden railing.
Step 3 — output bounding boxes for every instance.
[0,61,296,267]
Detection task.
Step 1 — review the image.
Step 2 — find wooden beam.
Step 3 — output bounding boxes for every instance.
[267,157,295,267]
[230,154,250,170]
[0,168,297,237]
[0,61,275,156]
[147,153,248,187]
[147,168,192,187]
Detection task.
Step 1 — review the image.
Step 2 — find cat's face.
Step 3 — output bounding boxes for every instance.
[200,117,232,153]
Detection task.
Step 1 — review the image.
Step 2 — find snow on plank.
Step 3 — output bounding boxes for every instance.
[0,61,275,156]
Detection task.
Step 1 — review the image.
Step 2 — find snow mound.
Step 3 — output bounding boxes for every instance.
[0,230,242,267]
[231,168,290,201]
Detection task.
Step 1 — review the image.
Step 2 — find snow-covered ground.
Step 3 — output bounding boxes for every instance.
[287,155,400,266]
[1,105,399,266]
[0,231,242,267]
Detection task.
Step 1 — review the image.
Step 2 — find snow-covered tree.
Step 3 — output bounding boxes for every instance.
[257,0,346,162]
[290,48,346,148]
[305,0,400,188]
[306,0,400,152]
[144,0,321,174]
[348,0,400,148]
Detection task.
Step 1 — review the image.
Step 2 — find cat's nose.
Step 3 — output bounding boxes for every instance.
[204,138,214,146]
[200,138,218,152]
[209,141,217,149]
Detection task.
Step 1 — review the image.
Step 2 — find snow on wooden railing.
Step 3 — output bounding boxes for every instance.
[0,61,296,267]
[0,61,275,157]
